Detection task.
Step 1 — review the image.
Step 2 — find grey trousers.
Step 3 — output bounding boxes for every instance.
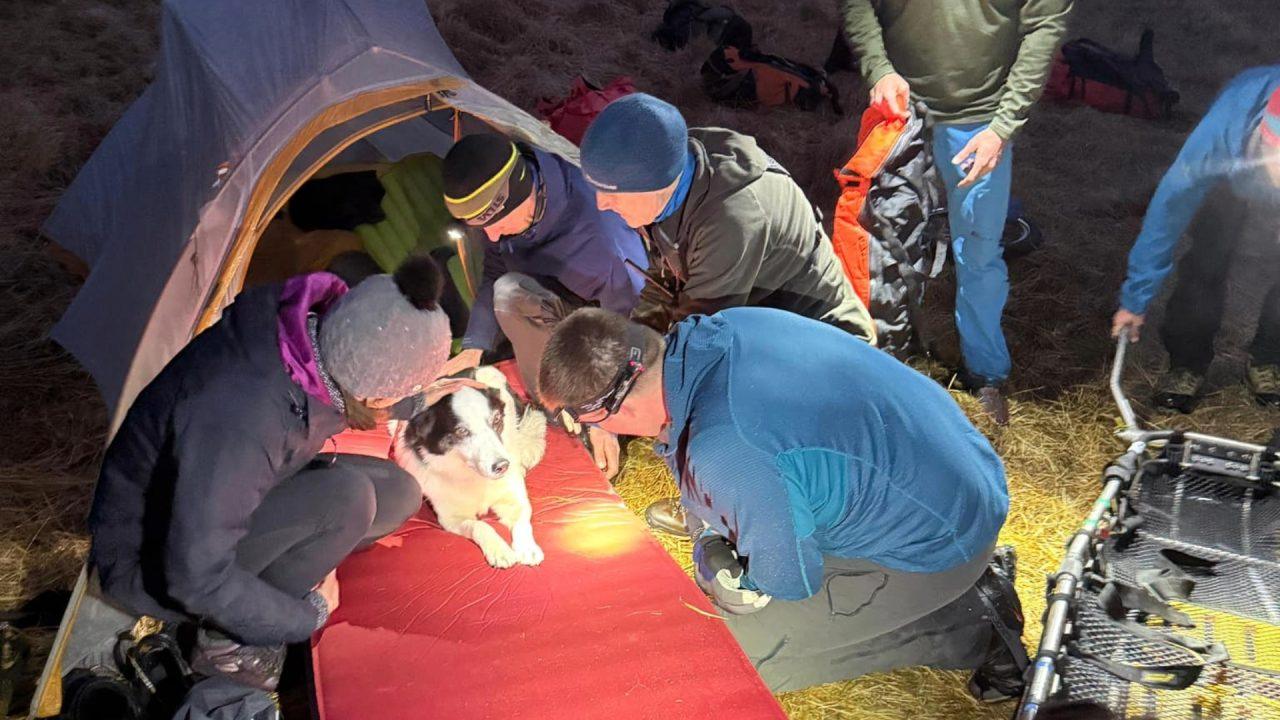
[724,545,995,692]
[492,272,586,399]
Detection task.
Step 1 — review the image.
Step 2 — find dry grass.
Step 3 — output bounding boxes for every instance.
[0,0,1277,718]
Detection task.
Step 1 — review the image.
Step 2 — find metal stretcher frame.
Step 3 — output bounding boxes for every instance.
[1016,333,1280,719]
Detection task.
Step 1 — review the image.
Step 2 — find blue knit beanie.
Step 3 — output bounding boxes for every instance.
[580,93,688,193]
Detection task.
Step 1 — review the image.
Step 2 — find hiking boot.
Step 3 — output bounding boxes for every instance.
[61,668,143,720]
[190,629,285,692]
[990,544,1018,585]
[1247,363,1280,407]
[114,631,193,716]
[967,548,1029,703]
[1152,367,1204,414]
[977,386,1010,426]
[644,498,691,538]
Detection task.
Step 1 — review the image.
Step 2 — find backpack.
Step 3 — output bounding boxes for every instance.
[1044,29,1179,119]
[830,104,945,357]
[536,76,636,146]
[701,46,843,114]
[651,0,753,52]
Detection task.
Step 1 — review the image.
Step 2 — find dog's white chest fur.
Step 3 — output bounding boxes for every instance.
[396,367,547,568]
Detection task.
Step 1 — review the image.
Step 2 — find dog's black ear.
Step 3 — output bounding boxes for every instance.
[404,401,460,458]
[403,409,436,463]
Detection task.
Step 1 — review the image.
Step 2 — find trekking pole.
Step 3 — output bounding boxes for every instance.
[1110,330,1141,438]
[1016,443,1146,720]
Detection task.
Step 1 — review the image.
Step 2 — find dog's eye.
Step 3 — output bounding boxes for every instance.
[453,426,470,439]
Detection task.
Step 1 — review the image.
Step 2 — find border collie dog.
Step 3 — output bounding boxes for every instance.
[396,366,547,568]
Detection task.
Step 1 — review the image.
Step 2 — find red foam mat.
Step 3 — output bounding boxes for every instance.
[312,367,784,720]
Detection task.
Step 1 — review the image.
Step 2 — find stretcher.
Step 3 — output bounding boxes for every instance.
[1017,335,1280,719]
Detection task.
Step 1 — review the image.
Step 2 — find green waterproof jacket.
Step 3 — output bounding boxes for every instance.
[632,128,875,344]
[841,0,1073,139]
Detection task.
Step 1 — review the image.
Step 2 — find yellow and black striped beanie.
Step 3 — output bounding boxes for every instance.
[442,134,534,226]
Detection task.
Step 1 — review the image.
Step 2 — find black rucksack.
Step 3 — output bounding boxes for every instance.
[701,45,843,114]
[651,0,753,52]
[1045,29,1179,119]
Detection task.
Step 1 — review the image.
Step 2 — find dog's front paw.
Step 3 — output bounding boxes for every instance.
[512,537,544,566]
[482,542,519,569]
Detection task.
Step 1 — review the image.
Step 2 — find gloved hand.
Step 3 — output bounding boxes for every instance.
[693,534,771,615]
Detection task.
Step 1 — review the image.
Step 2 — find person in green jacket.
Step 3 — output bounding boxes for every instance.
[842,0,1073,424]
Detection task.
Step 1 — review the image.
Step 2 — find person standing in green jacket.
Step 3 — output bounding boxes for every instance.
[842,0,1073,424]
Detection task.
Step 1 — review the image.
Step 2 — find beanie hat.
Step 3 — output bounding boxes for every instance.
[318,256,451,400]
[580,93,688,193]
[1261,87,1280,148]
[443,134,534,226]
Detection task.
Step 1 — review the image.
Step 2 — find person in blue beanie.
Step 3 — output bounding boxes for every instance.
[437,133,649,478]
[578,93,874,341]
[579,94,875,523]
[1112,68,1280,412]
[537,307,1026,699]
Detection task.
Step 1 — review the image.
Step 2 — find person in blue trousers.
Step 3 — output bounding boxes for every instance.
[842,0,1073,424]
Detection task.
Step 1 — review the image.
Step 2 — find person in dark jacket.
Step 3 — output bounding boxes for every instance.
[89,257,474,691]
[537,307,1024,698]
[1113,69,1280,411]
[579,94,875,342]
[437,133,648,479]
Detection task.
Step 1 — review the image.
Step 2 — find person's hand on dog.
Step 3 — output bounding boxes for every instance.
[1111,309,1145,341]
[588,425,621,479]
[953,128,1006,187]
[315,570,340,618]
[420,376,487,406]
[440,348,483,378]
[870,72,911,120]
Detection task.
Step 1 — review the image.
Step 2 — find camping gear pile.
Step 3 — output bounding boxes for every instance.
[651,0,842,115]
[1017,335,1280,719]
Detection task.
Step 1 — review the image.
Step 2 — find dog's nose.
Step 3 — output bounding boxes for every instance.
[491,459,510,476]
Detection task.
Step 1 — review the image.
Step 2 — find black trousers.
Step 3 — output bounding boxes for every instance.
[1160,184,1280,373]
[234,454,421,598]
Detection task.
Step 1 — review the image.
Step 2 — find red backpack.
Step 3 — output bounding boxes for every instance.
[536,76,636,146]
[1043,30,1179,120]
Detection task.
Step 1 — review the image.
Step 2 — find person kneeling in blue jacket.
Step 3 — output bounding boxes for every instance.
[89,257,477,691]
[438,133,649,479]
[538,307,1026,698]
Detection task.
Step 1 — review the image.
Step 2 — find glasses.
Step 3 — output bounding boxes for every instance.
[559,326,648,424]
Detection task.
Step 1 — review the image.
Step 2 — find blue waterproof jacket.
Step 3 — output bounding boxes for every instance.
[655,308,1008,600]
[1121,66,1280,314]
[461,147,648,351]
